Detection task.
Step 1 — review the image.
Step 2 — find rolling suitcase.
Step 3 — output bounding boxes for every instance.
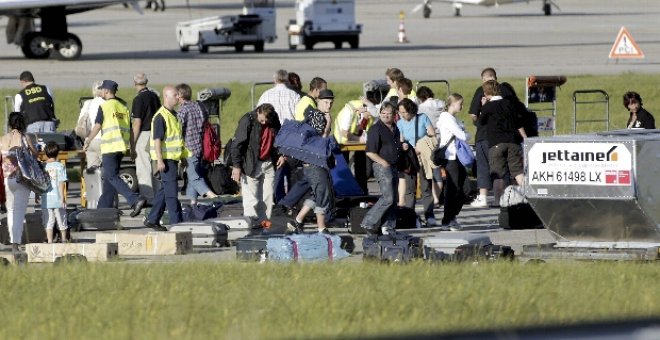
[348,206,369,234]
[362,234,423,262]
[206,216,256,241]
[423,233,492,255]
[453,244,515,261]
[84,167,118,209]
[396,207,421,229]
[217,203,244,218]
[70,208,121,231]
[499,204,543,229]
[235,234,281,262]
[0,213,47,244]
[168,221,229,248]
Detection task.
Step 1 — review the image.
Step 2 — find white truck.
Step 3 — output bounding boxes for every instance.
[286,0,362,50]
[176,0,276,53]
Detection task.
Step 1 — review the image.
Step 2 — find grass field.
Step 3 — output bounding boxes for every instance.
[1,261,658,339]
[1,72,658,145]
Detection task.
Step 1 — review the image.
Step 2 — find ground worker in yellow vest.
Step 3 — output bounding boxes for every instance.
[333,98,375,194]
[144,86,187,230]
[294,77,327,121]
[84,80,147,216]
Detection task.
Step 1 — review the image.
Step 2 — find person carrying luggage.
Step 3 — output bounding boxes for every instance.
[14,71,57,133]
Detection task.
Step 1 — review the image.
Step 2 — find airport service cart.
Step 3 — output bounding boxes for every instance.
[176,0,276,53]
[525,75,567,136]
[520,129,660,261]
[287,0,362,50]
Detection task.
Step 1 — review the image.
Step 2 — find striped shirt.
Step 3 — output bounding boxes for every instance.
[177,101,207,157]
[257,83,300,123]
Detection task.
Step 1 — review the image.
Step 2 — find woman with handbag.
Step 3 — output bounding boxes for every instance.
[0,112,39,252]
[436,94,468,231]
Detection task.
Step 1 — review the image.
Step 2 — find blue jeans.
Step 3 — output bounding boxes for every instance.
[185,155,211,200]
[278,176,310,209]
[273,162,291,204]
[99,152,140,208]
[361,163,398,231]
[303,165,334,215]
[148,159,182,225]
[26,120,55,133]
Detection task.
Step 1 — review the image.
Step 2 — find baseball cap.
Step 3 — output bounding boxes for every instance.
[99,80,118,91]
[318,89,334,99]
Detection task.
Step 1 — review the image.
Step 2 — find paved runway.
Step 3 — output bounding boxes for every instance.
[0,0,659,89]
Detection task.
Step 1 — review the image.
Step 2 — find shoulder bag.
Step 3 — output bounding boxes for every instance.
[14,136,52,194]
[432,135,456,167]
[455,138,475,168]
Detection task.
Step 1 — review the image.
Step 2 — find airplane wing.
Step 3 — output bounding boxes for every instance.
[417,0,557,17]
[1,0,143,60]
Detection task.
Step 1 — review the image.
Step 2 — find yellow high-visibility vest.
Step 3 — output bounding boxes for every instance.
[333,100,374,144]
[100,98,130,154]
[294,95,316,121]
[149,106,189,161]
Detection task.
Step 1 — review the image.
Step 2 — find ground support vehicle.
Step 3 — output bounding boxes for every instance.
[286,0,362,50]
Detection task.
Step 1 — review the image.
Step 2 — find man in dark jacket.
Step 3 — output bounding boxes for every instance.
[14,71,57,133]
[230,103,283,222]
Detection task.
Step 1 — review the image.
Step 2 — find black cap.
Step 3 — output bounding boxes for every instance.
[318,89,334,99]
[99,80,118,91]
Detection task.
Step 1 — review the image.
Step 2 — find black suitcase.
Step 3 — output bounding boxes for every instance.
[217,203,244,218]
[396,207,420,229]
[453,244,515,261]
[235,234,287,261]
[70,208,122,231]
[348,206,369,234]
[499,203,543,229]
[31,132,80,151]
[362,234,423,262]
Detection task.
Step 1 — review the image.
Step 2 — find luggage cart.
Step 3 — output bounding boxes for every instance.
[4,96,14,133]
[525,75,567,135]
[415,79,450,100]
[573,89,609,134]
[251,81,273,109]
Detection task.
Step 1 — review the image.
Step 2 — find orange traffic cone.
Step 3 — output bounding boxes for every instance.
[397,11,409,43]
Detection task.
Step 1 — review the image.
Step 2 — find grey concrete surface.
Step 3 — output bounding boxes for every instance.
[0,0,659,89]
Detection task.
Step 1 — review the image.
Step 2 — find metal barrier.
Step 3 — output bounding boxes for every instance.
[573,89,609,134]
[251,81,273,109]
[415,80,450,99]
[4,96,14,134]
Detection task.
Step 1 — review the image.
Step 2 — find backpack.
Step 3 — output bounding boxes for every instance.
[206,163,239,195]
[202,121,221,163]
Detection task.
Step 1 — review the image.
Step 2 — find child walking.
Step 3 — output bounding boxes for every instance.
[41,142,69,243]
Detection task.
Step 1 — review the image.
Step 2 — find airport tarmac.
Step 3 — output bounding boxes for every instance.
[0,179,557,263]
[0,0,659,89]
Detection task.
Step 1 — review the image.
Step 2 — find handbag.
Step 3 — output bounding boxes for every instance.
[455,138,475,167]
[75,100,92,138]
[432,135,455,167]
[398,114,421,174]
[14,136,52,194]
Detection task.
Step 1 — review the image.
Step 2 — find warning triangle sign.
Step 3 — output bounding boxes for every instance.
[609,26,644,59]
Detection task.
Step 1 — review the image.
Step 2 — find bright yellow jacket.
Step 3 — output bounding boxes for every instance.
[333,100,374,144]
[99,98,130,154]
[294,95,316,121]
[150,107,189,161]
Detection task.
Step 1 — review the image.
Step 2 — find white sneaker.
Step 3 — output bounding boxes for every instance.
[426,218,436,227]
[470,196,488,208]
[449,219,462,231]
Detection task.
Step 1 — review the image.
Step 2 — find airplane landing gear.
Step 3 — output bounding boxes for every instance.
[21,32,51,59]
[21,32,82,60]
[55,33,83,60]
[453,3,462,17]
